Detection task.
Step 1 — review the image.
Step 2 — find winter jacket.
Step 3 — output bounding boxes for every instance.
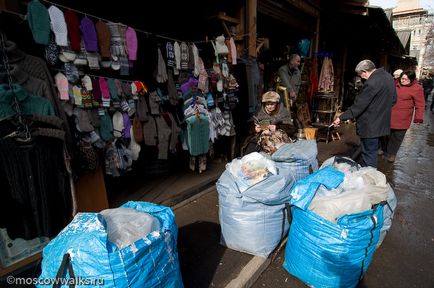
[391,81,425,129]
[278,64,301,96]
[340,68,396,138]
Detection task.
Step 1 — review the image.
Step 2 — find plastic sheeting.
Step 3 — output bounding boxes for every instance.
[320,156,397,248]
[217,167,295,257]
[37,201,183,288]
[271,140,318,181]
[283,166,385,288]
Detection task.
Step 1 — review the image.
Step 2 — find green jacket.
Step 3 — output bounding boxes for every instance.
[0,84,55,119]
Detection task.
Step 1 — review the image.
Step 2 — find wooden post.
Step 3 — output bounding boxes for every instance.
[247,0,257,57]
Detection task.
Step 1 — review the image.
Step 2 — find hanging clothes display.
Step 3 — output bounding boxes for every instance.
[0,34,73,240]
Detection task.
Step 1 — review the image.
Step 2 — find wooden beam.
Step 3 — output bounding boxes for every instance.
[285,0,319,17]
[248,0,257,57]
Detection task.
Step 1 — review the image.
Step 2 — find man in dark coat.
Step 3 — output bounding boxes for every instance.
[332,59,396,168]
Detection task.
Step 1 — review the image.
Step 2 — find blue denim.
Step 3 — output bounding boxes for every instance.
[360,137,379,168]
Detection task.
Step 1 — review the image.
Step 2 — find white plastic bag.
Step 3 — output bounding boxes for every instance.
[100,207,161,249]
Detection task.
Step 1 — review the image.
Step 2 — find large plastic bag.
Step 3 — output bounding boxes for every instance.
[217,162,295,257]
[271,140,318,181]
[320,156,396,247]
[37,201,183,288]
[283,167,385,288]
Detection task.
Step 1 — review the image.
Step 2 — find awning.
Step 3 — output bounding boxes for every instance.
[396,30,412,48]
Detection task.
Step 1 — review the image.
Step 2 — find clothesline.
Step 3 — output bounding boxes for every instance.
[50,67,139,84]
[40,0,210,44]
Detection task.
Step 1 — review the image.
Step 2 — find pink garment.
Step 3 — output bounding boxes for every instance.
[229,37,237,65]
[126,27,138,61]
[54,72,69,100]
[98,77,110,100]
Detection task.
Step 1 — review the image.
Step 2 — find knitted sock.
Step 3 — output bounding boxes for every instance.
[72,85,82,106]
[148,91,160,115]
[74,108,94,132]
[174,41,181,70]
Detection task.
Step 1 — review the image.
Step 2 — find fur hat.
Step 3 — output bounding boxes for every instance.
[261,91,280,103]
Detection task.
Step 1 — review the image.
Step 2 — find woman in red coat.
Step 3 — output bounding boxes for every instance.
[384,70,425,162]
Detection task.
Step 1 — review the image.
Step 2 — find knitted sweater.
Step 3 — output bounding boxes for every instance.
[0,84,55,118]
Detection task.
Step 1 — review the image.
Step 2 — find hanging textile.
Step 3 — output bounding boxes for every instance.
[318,56,334,92]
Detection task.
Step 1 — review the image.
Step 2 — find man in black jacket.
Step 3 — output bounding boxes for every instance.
[332,60,396,168]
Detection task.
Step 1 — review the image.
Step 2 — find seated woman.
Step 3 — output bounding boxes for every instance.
[252,91,295,154]
[254,91,295,136]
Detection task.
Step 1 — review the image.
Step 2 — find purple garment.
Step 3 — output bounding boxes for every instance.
[180,78,199,94]
[80,16,98,52]
[92,78,101,101]
[122,112,131,138]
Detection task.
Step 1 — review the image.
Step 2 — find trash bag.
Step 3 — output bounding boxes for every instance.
[217,162,295,257]
[320,156,397,248]
[283,167,385,288]
[271,140,318,181]
[37,201,183,288]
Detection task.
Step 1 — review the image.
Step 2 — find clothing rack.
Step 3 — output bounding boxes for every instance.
[0,32,31,141]
[40,0,210,44]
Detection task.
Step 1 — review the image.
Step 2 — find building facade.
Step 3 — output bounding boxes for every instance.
[391,0,434,76]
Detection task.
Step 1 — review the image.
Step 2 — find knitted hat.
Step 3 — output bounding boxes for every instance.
[261,91,280,103]
[128,126,141,161]
[122,112,131,138]
[98,77,110,101]
[99,111,113,142]
[64,62,79,84]
[112,111,124,138]
[48,5,68,47]
[166,42,176,67]
[64,10,81,52]
[95,20,111,58]
[27,0,50,45]
[55,72,69,100]
[45,36,59,65]
[91,79,101,105]
[81,75,93,91]
[125,27,138,61]
[119,56,129,76]
[393,69,403,79]
[180,42,189,71]
[107,78,120,102]
[74,108,94,132]
[80,16,98,52]
[132,116,143,143]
